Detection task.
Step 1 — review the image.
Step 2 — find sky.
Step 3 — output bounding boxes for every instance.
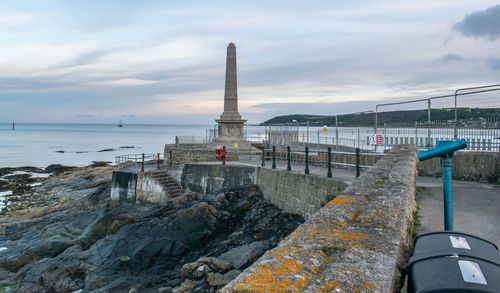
[0,1,499,124]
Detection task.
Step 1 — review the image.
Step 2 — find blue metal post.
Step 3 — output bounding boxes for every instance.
[442,156,453,231]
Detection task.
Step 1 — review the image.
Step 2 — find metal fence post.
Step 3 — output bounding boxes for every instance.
[261,149,265,167]
[305,146,310,174]
[157,152,160,169]
[327,147,332,178]
[355,148,360,178]
[272,146,276,169]
[287,146,291,171]
[141,153,145,173]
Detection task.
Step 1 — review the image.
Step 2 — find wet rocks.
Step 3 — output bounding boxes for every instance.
[44,164,76,174]
[0,167,304,292]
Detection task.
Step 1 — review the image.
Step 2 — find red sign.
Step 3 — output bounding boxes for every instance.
[370,134,384,145]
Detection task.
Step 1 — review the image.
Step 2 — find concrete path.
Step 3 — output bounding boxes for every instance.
[416,177,500,246]
[241,158,500,246]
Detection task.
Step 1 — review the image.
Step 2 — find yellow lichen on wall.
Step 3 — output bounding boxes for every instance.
[232,247,330,293]
[326,196,356,206]
[318,279,339,292]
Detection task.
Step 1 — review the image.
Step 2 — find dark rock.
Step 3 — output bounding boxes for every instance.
[218,240,272,269]
[97,148,115,152]
[90,161,111,167]
[45,164,76,174]
[55,150,65,153]
[206,269,241,287]
[1,181,303,292]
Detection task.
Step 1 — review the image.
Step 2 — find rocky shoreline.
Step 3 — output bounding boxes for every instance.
[0,164,303,292]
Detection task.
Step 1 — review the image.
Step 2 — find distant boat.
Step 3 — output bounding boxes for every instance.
[118,120,123,127]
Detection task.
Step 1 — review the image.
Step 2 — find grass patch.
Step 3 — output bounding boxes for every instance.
[372,178,385,188]
[409,206,421,254]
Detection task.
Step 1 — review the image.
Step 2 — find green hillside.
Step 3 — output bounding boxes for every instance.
[260,108,500,127]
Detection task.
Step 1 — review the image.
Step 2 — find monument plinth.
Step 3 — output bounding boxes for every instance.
[216,43,247,145]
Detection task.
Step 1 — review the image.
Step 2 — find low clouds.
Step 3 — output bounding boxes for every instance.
[1,1,500,123]
[441,53,464,64]
[486,57,500,70]
[454,5,500,40]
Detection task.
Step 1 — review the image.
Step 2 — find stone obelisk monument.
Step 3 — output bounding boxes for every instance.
[216,42,246,145]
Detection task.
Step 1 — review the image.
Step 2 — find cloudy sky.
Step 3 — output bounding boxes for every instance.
[1,1,499,124]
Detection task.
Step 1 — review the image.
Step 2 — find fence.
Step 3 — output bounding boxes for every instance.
[261,146,382,178]
[260,119,500,152]
[115,153,164,172]
[172,117,500,153]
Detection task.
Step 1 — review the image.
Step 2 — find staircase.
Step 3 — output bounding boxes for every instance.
[149,170,183,198]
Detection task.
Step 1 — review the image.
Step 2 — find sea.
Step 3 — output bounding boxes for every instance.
[0,123,224,168]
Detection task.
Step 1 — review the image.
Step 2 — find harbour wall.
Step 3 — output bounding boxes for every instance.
[181,163,348,219]
[222,145,418,292]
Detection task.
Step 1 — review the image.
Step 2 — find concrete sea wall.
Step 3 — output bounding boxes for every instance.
[257,168,347,219]
[181,163,258,195]
[181,163,348,219]
[222,145,418,292]
[418,151,499,184]
[110,171,137,205]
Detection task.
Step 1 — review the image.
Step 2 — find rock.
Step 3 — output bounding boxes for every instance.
[45,164,75,174]
[90,161,111,167]
[180,257,232,279]
[173,279,197,293]
[158,287,173,293]
[97,148,115,152]
[206,269,241,287]
[197,257,233,273]
[219,240,272,269]
[0,177,303,292]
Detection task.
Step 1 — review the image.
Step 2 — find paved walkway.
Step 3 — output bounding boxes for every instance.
[416,177,500,246]
[242,158,500,246]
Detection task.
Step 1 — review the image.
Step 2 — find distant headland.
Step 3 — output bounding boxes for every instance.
[260,107,500,126]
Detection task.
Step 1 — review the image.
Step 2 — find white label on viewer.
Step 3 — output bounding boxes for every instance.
[458,260,487,285]
[450,236,471,249]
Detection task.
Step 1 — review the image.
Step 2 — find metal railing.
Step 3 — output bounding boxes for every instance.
[261,146,382,178]
[115,153,164,172]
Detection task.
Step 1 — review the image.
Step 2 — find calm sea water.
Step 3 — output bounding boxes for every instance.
[0,123,216,168]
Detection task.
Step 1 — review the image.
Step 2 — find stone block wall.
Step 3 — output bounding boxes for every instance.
[181,163,258,195]
[180,163,348,219]
[222,145,418,292]
[418,151,499,184]
[164,144,240,166]
[257,168,347,219]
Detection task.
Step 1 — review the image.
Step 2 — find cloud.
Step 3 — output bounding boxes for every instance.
[454,5,500,40]
[93,78,162,87]
[441,53,464,64]
[486,57,500,70]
